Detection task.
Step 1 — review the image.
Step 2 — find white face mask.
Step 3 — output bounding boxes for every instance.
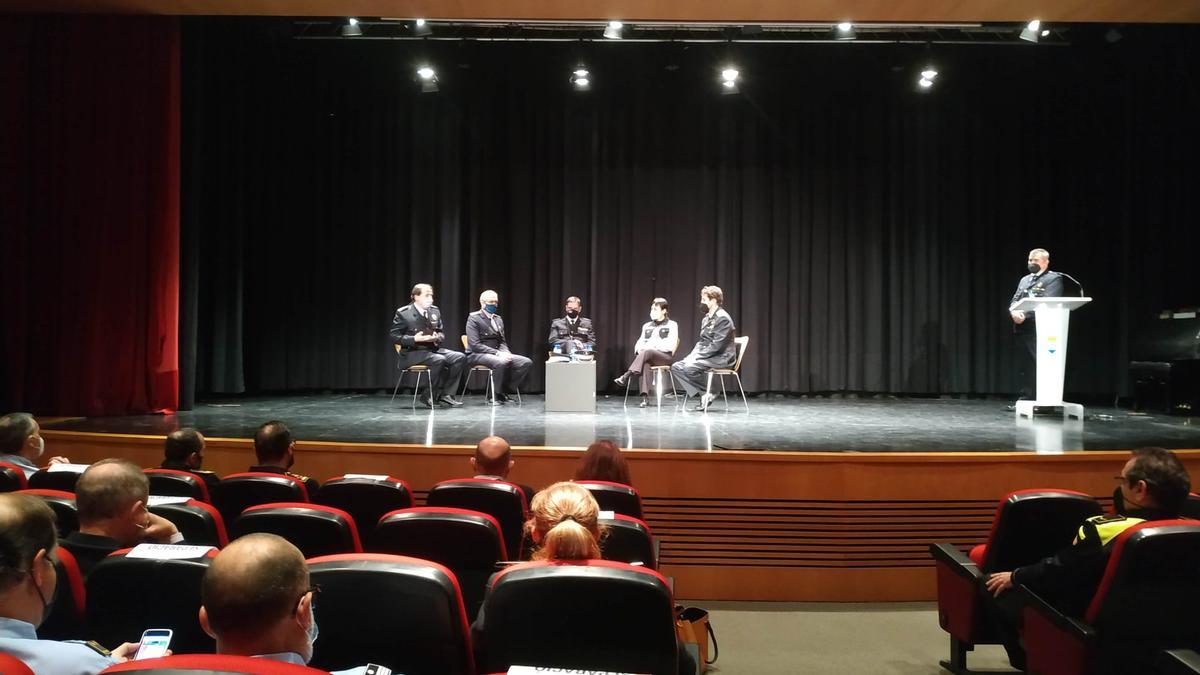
[32,436,45,458]
[650,310,661,322]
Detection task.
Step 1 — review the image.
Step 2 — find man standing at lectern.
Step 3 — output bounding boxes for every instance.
[1009,248,1065,404]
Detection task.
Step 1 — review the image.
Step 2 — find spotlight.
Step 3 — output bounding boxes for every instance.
[1041,29,1050,37]
[417,65,438,92]
[720,67,739,95]
[918,77,934,89]
[835,21,856,40]
[413,18,432,36]
[1019,19,1041,42]
[570,67,591,91]
[341,17,362,37]
[603,20,623,40]
[921,68,938,80]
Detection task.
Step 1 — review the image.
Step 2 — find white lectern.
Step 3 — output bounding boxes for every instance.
[1009,296,1092,419]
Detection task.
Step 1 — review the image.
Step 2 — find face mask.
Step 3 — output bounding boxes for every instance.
[650,310,661,322]
[566,309,579,319]
[33,436,45,458]
[699,303,710,313]
[1027,263,1040,274]
[306,605,320,649]
[484,303,498,314]
[30,561,58,625]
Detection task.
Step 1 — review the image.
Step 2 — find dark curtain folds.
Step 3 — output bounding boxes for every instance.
[183,19,1200,400]
[1,15,181,416]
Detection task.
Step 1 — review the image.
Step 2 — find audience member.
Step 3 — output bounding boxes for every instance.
[983,447,1191,670]
[60,459,182,577]
[0,493,140,672]
[0,413,70,478]
[471,435,535,509]
[574,440,633,486]
[250,421,319,497]
[199,533,379,674]
[160,428,220,491]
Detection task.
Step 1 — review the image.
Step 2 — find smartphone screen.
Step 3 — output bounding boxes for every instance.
[134,629,173,660]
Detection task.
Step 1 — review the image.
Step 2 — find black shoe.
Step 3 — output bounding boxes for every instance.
[437,395,463,408]
[484,396,502,406]
[1005,404,1018,412]
[639,396,649,408]
[495,393,512,403]
[416,396,434,410]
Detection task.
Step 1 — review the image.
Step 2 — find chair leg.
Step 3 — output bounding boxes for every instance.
[703,372,714,412]
[410,370,422,408]
[719,374,729,409]
[459,370,470,398]
[391,369,405,403]
[655,369,662,409]
[515,387,522,405]
[624,375,632,407]
[735,373,748,412]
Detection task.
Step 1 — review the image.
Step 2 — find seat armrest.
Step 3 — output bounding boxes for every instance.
[1021,585,1095,675]
[930,542,982,583]
[1019,585,1094,642]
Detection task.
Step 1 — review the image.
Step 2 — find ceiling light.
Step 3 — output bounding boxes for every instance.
[835,22,856,40]
[1019,19,1041,43]
[416,65,438,92]
[414,18,432,36]
[341,18,362,37]
[921,68,938,79]
[721,68,739,82]
[570,67,591,90]
[604,21,624,39]
[918,77,933,89]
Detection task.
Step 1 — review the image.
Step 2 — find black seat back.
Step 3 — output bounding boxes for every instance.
[210,472,308,524]
[577,480,644,519]
[146,468,211,502]
[983,489,1103,573]
[599,514,657,569]
[315,475,413,534]
[427,479,527,559]
[149,498,229,547]
[232,503,360,557]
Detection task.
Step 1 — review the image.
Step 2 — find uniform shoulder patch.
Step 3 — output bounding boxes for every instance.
[1087,514,1127,525]
[82,640,112,656]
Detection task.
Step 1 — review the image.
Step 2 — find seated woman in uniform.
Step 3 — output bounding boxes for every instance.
[613,298,679,407]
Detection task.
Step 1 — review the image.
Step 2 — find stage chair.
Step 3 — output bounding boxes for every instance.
[19,488,80,536]
[210,472,308,525]
[599,513,658,570]
[28,466,85,492]
[929,488,1102,675]
[1021,520,1200,675]
[232,503,361,558]
[427,478,528,560]
[87,546,219,655]
[391,343,432,408]
[473,560,678,675]
[0,653,33,675]
[371,506,507,621]
[150,498,229,548]
[307,553,474,675]
[38,545,87,641]
[459,334,496,401]
[145,468,211,502]
[702,335,750,412]
[100,654,327,674]
[315,474,413,534]
[576,480,644,519]
[0,460,28,492]
[623,338,681,409]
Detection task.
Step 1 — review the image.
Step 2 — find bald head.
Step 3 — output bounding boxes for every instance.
[75,459,148,523]
[472,436,513,477]
[202,533,308,640]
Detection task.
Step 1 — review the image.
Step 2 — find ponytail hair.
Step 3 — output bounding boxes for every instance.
[526,481,603,561]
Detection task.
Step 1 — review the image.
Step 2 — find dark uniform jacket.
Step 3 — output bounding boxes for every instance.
[548,316,596,350]
[1008,270,1065,333]
[159,460,220,492]
[390,303,447,352]
[466,310,511,355]
[249,464,320,498]
[686,308,737,368]
[60,531,122,579]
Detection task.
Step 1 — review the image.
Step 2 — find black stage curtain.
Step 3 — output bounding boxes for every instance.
[182,19,1199,402]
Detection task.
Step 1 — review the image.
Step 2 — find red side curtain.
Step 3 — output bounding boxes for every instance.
[0,15,180,416]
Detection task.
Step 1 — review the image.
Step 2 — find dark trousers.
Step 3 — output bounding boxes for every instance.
[670,359,717,398]
[624,349,674,394]
[397,348,466,398]
[467,351,533,394]
[988,588,1028,670]
[1015,329,1037,399]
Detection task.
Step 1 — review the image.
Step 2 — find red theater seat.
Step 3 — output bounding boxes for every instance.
[599,513,658,569]
[37,545,87,641]
[146,468,212,502]
[427,478,527,560]
[307,553,474,675]
[28,467,84,492]
[577,480,645,519]
[315,474,414,534]
[0,461,29,492]
[371,506,507,620]
[101,654,327,674]
[0,653,33,675]
[18,488,80,535]
[150,498,229,548]
[210,472,308,524]
[232,503,361,557]
[1022,520,1200,675]
[87,546,219,654]
[928,488,1102,675]
[473,559,678,675]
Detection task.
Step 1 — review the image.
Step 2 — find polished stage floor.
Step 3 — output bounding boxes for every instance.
[41,394,1200,453]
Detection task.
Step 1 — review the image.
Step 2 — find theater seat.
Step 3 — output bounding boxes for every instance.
[929,488,1102,675]
[232,503,361,557]
[473,560,678,675]
[599,513,658,569]
[37,545,87,641]
[0,653,33,675]
[0,461,28,492]
[427,479,528,560]
[1160,650,1200,675]
[307,553,474,675]
[315,474,413,534]
[100,654,327,674]
[87,546,219,654]
[19,488,80,535]
[210,472,308,525]
[371,506,507,621]
[577,480,644,519]
[1022,520,1200,675]
[146,468,211,502]
[28,467,84,492]
[1179,493,1200,519]
[150,498,229,547]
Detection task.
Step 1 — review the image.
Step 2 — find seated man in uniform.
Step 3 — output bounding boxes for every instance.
[60,459,183,578]
[159,427,220,492]
[547,295,596,357]
[249,420,320,497]
[199,533,383,674]
[390,283,466,409]
[0,493,141,672]
[984,446,1191,670]
[0,412,71,478]
[465,290,533,405]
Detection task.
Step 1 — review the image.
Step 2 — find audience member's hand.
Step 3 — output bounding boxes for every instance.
[1010,311,1025,325]
[985,571,1014,597]
[143,512,181,543]
[47,456,71,465]
[111,642,141,661]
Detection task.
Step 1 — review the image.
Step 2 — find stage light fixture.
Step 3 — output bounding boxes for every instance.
[570,67,591,90]
[417,65,439,92]
[604,21,624,40]
[720,67,740,95]
[341,18,362,37]
[835,21,856,40]
[921,67,938,80]
[918,77,934,90]
[413,18,432,36]
[1019,19,1041,42]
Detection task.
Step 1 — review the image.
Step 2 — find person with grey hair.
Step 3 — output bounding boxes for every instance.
[670,285,737,411]
[548,295,596,355]
[0,413,70,478]
[0,493,142,672]
[389,283,466,409]
[465,290,532,405]
[59,459,182,577]
[1008,248,1066,404]
[160,427,220,491]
